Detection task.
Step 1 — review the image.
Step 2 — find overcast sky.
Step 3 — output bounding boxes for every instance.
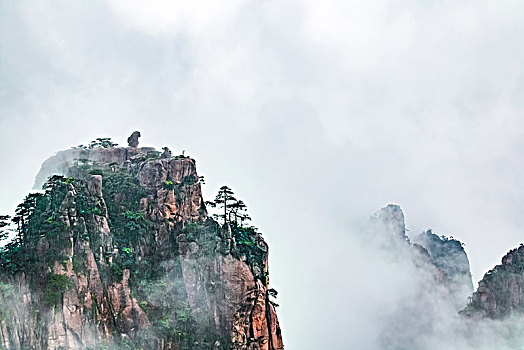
[2,1,524,348]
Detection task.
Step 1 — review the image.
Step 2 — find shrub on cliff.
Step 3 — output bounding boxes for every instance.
[44,273,73,306]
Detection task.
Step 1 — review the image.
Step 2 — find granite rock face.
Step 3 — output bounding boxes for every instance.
[1,144,283,350]
[370,204,475,349]
[371,204,473,308]
[464,245,524,319]
[33,146,156,190]
[127,131,141,148]
[370,204,408,242]
[413,230,474,307]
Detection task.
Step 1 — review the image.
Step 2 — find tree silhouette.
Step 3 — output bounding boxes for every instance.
[267,288,279,308]
[209,187,255,228]
[238,213,251,228]
[161,147,172,158]
[88,137,118,149]
[12,193,43,241]
[0,215,10,242]
[43,175,66,192]
[230,200,251,226]
[213,186,237,224]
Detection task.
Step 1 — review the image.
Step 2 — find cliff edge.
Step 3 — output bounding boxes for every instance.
[0,135,283,350]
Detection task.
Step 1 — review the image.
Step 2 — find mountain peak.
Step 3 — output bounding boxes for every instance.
[1,137,283,350]
[370,203,407,242]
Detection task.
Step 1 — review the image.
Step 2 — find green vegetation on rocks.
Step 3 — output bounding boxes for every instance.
[0,138,283,350]
[44,273,73,306]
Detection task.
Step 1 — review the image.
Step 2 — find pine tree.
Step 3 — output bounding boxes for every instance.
[0,215,10,242]
[230,200,250,226]
[213,186,237,225]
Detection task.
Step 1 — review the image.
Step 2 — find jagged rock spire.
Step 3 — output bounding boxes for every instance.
[370,204,408,242]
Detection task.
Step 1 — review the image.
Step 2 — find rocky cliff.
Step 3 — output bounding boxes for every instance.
[464,245,524,319]
[371,205,524,324]
[0,138,283,350]
[371,204,473,309]
[369,205,475,348]
[413,230,474,307]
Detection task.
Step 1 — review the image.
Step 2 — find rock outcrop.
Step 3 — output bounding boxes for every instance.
[127,131,141,148]
[1,139,283,349]
[413,230,474,307]
[464,245,524,319]
[370,204,473,308]
[369,204,476,349]
[33,145,156,190]
[370,204,408,242]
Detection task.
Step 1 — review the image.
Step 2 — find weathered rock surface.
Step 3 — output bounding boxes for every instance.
[33,146,155,190]
[413,230,474,307]
[370,205,475,349]
[371,204,473,308]
[127,131,141,148]
[370,204,408,243]
[464,245,524,319]
[1,142,283,349]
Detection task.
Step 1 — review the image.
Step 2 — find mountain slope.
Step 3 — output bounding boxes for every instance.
[464,244,524,319]
[413,230,474,307]
[0,138,283,350]
[371,204,473,309]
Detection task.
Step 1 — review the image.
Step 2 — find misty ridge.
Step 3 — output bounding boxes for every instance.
[352,204,524,349]
[2,1,524,349]
[1,134,524,349]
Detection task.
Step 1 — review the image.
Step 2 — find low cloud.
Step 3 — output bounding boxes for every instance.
[2,1,524,348]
